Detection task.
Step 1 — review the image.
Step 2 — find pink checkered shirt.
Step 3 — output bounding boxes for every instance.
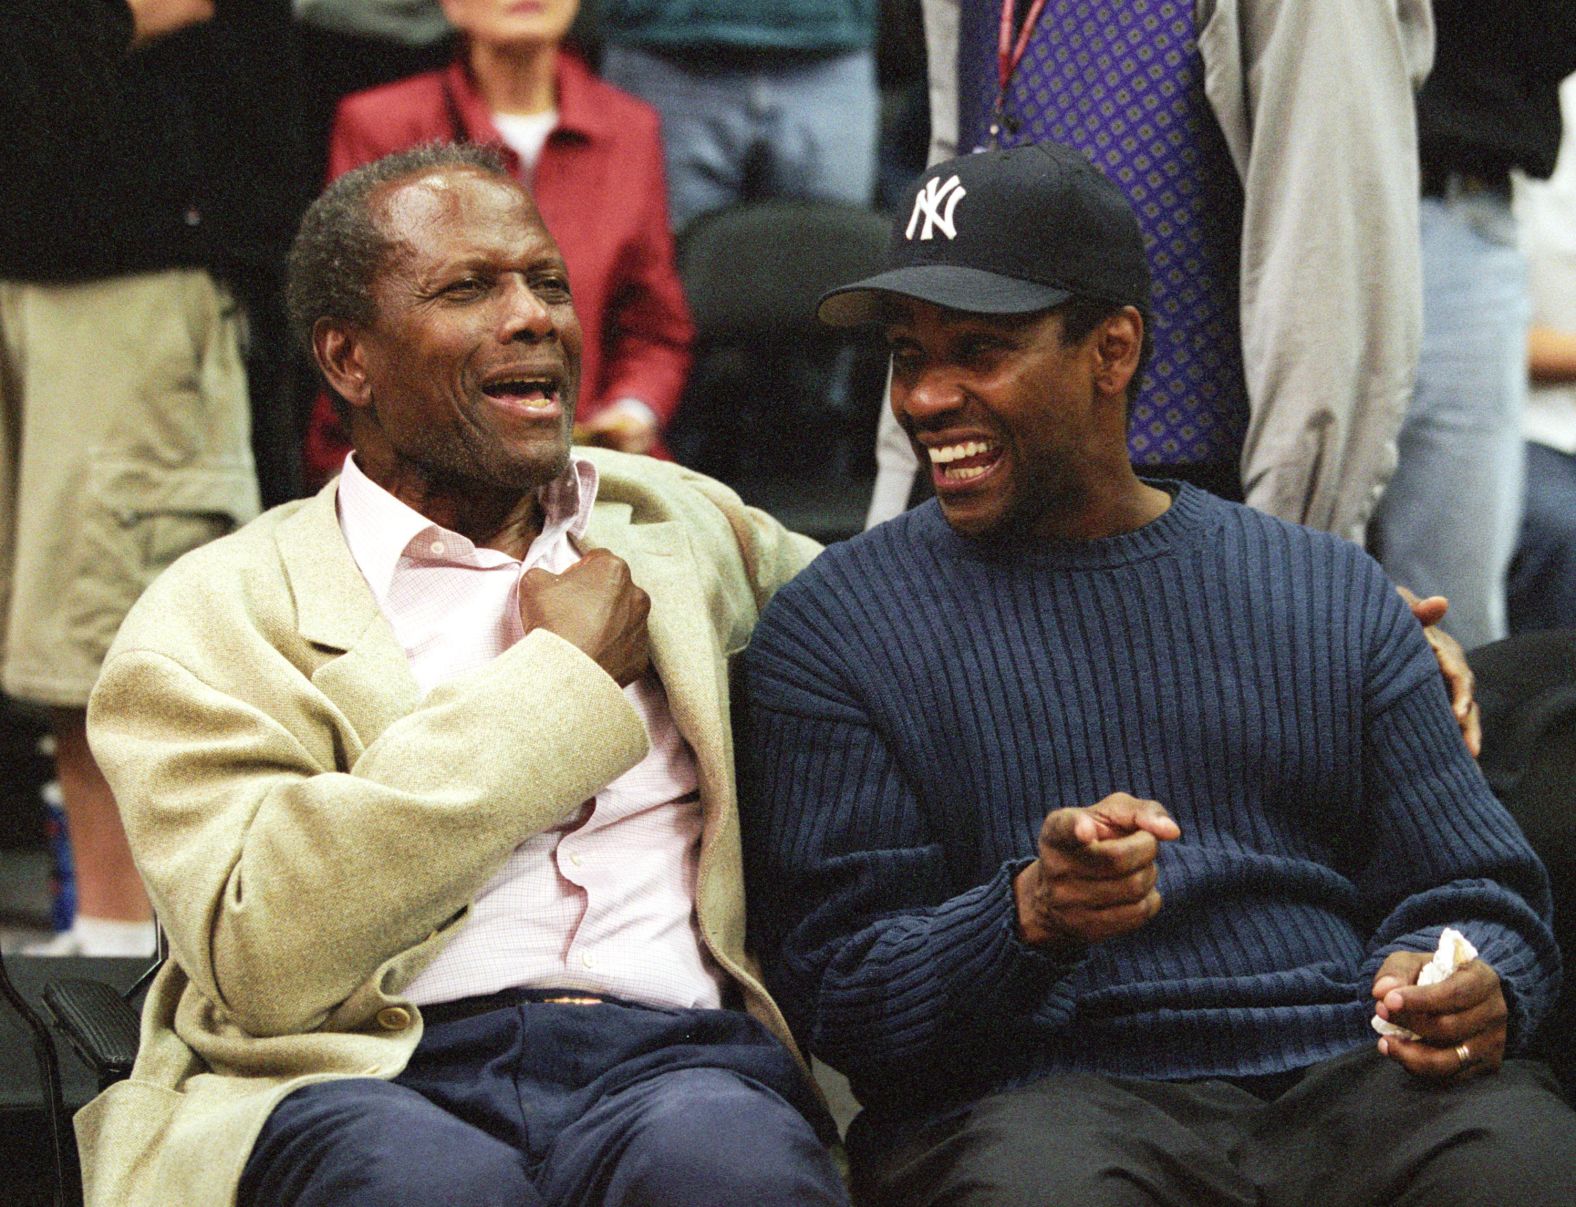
[335,454,726,1009]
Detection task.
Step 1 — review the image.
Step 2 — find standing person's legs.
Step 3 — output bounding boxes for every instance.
[758,50,879,211]
[0,271,259,952]
[599,45,755,232]
[1243,1045,1576,1206]
[50,708,147,931]
[849,1072,1259,1207]
[1374,192,1529,651]
[1507,441,1576,633]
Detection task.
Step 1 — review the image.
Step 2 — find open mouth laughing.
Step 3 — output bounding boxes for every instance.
[479,367,565,414]
[928,438,1002,484]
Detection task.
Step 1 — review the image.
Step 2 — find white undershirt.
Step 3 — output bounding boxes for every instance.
[490,108,558,175]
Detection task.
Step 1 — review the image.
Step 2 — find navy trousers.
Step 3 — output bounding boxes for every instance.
[239,990,847,1206]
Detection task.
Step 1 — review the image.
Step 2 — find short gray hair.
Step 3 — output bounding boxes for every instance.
[285,142,512,355]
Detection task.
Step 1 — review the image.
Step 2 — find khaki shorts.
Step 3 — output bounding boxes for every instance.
[0,270,260,707]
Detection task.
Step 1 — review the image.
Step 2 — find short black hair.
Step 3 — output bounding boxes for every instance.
[285,142,511,360]
[1053,296,1155,393]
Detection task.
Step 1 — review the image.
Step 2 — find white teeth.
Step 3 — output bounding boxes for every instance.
[487,379,557,409]
[943,463,989,481]
[928,440,997,464]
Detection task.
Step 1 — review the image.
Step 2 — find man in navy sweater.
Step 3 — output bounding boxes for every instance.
[739,142,1576,1206]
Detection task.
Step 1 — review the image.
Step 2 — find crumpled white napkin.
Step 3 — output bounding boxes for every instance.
[1371,927,1478,1039]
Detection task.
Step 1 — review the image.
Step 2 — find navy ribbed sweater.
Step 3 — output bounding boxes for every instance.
[740,486,1559,1133]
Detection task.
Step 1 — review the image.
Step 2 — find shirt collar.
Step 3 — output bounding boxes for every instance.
[444,49,609,153]
[336,452,599,602]
[550,50,609,141]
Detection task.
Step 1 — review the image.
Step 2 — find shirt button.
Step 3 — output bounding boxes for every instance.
[581,952,596,969]
[429,540,445,555]
[569,852,583,867]
[376,1005,413,1031]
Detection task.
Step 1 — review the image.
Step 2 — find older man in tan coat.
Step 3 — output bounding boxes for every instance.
[79,143,845,1207]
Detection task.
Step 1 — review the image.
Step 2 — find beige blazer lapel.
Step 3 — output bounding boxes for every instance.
[274,485,422,751]
[583,505,731,815]
[582,485,757,1000]
[274,481,731,788]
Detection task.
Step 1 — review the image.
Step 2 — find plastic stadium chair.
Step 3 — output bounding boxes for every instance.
[666,199,892,544]
[1,941,159,1206]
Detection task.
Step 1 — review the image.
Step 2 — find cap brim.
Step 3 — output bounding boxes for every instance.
[816,265,1074,327]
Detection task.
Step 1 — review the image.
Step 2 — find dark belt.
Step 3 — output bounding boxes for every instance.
[1420,164,1511,200]
[419,986,611,1025]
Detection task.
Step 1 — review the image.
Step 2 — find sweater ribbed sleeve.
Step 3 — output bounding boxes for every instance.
[739,487,1559,1129]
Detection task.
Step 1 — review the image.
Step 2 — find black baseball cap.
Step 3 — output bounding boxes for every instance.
[818,141,1150,327]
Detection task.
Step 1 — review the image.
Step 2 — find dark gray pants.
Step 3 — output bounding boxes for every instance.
[854,1047,1576,1207]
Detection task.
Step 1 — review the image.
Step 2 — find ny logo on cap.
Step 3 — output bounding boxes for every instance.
[905,175,967,242]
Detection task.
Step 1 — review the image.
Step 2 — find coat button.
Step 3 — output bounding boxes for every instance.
[376,1005,413,1031]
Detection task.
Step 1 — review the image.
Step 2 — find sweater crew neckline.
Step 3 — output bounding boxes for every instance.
[923,480,1215,570]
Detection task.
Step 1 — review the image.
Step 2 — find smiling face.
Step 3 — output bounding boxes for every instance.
[886,297,1138,542]
[317,166,581,528]
[439,0,580,47]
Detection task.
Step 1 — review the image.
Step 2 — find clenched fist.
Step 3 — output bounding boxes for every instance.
[519,548,651,686]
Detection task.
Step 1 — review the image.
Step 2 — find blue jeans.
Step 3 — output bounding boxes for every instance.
[238,991,847,1207]
[1508,440,1576,634]
[601,44,878,232]
[1373,192,1529,651]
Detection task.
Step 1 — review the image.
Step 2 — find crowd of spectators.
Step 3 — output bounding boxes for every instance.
[0,0,918,958]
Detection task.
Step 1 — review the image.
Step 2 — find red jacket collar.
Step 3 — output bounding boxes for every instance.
[441,50,609,156]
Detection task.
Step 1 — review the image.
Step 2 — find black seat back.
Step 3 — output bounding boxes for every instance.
[667,200,891,542]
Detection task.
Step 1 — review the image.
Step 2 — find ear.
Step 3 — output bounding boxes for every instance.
[1091,306,1144,400]
[313,318,372,411]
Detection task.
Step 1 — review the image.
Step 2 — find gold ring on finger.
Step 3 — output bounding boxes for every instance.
[1455,1043,1471,1069]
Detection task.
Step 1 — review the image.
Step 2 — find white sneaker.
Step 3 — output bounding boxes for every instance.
[19,929,83,956]
[19,917,156,957]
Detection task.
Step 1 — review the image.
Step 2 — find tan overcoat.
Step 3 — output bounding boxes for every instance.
[78,450,821,1206]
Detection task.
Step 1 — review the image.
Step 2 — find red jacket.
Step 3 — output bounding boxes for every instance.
[306,52,692,481]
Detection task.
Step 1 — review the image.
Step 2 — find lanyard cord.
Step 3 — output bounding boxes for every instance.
[998,0,1050,93]
[989,0,1049,148]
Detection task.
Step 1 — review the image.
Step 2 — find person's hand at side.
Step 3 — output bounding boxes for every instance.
[576,405,658,455]
[519,549,651,686]
[1397,585,1481,756]
[1371,952,1508,1080]
[128,0,214,46]
[1013,794,1181,951]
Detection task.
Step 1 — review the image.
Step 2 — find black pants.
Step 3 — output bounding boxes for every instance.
[855,1046,1576,1207]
